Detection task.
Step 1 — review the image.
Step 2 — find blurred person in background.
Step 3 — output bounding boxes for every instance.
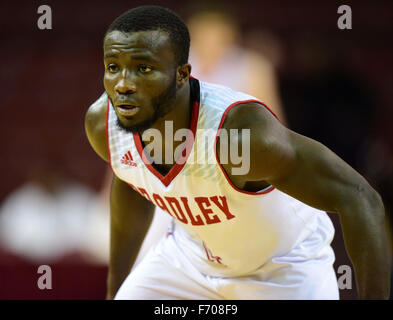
[188,5,286,122]
[0,157,109,264]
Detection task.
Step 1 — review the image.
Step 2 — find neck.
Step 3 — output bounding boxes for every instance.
[141,80,192,167]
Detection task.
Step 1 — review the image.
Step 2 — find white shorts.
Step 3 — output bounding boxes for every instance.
[114,231,339,300]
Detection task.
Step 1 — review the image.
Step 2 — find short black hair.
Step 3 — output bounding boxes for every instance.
[105,5,190,66]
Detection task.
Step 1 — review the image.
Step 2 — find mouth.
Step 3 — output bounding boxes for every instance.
[116,104,141,117]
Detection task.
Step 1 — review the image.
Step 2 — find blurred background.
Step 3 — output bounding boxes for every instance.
[0,0,391,299]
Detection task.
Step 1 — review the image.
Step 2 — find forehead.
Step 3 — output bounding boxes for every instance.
[104,30,175,63]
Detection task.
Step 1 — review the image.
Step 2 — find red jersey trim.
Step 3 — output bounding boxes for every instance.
[214,99,276,196]
[106,98,113,171]
[133,100,200,187]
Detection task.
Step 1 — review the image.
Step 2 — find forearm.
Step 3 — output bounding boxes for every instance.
[106,227,147,299]
[338,191,391,299]
[106,176,154,299]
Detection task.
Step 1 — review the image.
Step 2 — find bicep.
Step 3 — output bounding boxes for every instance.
[265,128,373,213]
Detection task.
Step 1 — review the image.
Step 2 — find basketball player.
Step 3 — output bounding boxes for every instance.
[85,6,390,299]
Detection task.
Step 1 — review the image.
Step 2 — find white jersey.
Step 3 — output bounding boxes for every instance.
[106,78,335,278]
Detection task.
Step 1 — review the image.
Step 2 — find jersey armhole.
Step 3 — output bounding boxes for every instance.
[214,99,276,196]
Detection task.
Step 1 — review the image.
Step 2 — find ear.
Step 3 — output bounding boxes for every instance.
[176,63,192,86]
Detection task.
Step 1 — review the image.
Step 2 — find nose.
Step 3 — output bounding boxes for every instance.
[114,70,136,95]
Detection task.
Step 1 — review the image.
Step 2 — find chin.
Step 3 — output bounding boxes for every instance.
[116,117,155,134]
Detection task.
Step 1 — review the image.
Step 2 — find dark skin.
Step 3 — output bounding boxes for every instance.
[85,29,391,299]
[103,30,191,173]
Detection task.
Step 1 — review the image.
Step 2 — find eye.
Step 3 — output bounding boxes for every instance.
[138,65,152,73]
[106,63,119,73]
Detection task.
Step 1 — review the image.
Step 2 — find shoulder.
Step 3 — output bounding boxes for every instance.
[221,101,280,135]
[218,101,294,181]
[85,92,109,162]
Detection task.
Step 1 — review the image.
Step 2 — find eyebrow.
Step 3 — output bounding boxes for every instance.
[104,52,158,63]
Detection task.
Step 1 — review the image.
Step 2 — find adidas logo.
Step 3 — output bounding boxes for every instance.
[120,151,137,167]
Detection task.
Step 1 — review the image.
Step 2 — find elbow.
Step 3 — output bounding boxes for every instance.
[364,186,384,209]
[354,185,385,221]
[367,188,385,218]
[338,184,385,221]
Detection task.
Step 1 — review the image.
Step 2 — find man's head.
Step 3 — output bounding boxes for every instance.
[103,6,191,133]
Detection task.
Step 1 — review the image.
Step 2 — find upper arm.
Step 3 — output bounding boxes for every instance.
[220,102,378,213]
[85,92,109,162]
[110,174,155,234]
